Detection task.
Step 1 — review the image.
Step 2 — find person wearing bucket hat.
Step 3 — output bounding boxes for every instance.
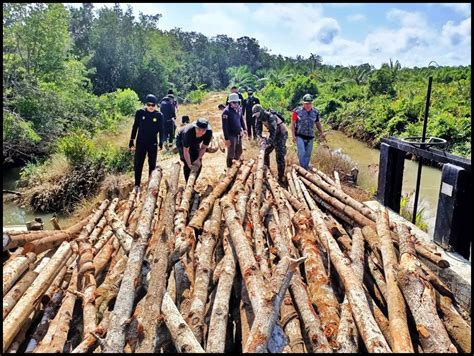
[222,93,247,168]
[291,93,326,169]
[129,94,164,192]
[252,104,288,183]
[175,118,213,181]
[242,88,260,140]
[225,85,244,108]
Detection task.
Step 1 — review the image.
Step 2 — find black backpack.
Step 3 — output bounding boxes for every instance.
[269,110,286,124]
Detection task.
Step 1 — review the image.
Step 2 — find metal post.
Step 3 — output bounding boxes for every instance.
[412,76,433,224]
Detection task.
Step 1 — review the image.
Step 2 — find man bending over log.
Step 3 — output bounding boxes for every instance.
[176,118,213,181]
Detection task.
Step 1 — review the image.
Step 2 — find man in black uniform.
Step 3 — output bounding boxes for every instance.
[176,118,213,182]
[129,94,163,192]
[242,88,260,140]
[160,92,177,146]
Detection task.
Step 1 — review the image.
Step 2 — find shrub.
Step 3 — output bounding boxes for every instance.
[56,130,95,166]
[187,84,207,104]
[95,144,134,173]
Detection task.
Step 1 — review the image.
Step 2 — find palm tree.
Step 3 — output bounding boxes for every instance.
[226,65,258,90]
[347,65,370,85]
[389,58,401,81]
[256,66,295,87]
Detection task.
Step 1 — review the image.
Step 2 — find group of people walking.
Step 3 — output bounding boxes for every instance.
[129,87,325,192]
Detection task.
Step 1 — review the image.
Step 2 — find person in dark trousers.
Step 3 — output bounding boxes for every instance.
[242,88,260,140]
[222,93,247,168]
[168,89,179,112]
[160,92,177,146]
[129,94,163,192]
[252,104,288,183]
[176,118,213,181]
[225,86,244,107]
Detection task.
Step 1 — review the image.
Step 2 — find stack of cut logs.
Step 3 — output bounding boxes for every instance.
[2,149,471,353]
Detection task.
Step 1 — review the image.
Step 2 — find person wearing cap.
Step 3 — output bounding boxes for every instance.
[129,94,164,192]
[168,89,179,112]
[252,104,288,183]
[160,91,177,146]
[176,118,213,181]
[242,88,260,141]
[291,93,326,170]
[225,86,244,108]
[222,93,247,168]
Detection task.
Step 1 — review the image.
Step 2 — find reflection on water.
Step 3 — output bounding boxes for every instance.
[325,130,442,236]
[3,167,62,230]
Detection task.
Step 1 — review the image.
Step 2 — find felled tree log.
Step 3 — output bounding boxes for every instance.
[221,196,288,352]
[254,148,266,204]
[295,164,377,221]
[299,175,375,229]
[161,290,205,353]
[249,192,272,281]
[336,227,364,353]
[436,294,471,353]
[105,210,133,253]
[291,169,306,203]
[304,194,391,352]
[135,162,180,353]
[79,199,111,339]
[33,255,78,353]
[280,291,306,352]
[291,209,340,349]
[71,310,111,353]
[309,166,337,186]
[104,167,162,353]
[244,256,305,353]
[5,305,42,353]
[266,210,332,353]
[189,160,241,230]
[376,207,413,352]
[3,241,73,352]
[122,189,137,227]
[395,223,457,353]
[95,255,128,322]
[3,216,89,251]
[3,252,52,320]
[185,203,221,344]
[206,237,237,353]
[3,251,36,296]
[24,282,67,352]
[51,216,62,230]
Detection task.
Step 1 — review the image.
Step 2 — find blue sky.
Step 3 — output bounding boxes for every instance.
[65,3,471,68]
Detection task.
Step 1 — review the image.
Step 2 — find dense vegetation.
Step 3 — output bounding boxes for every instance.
[3,2,471,174]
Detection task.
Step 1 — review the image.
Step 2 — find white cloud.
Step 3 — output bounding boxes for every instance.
[191,10,247,39]
[441,17,471,46]
[440,3,471,17]
[347,13,367,22]
[386,8,427,28]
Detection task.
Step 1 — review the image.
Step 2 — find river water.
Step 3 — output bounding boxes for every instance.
[325,130,442,236]
[3,131,442,234]
[3,167,64,230]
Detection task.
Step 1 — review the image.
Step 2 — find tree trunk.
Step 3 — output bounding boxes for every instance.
[299,175,375,229]
[34,256,78,353]
[185,203,221,344]
[51,216,62,230]
[3,252,36,296]
[295,164,376,221]
[3,241,73,352]
[122,189,137,227]
[161,290,205,353]
[254,148,266,204]
[336,227,364,353]
[306,195,391,352]
[436,293,471,353]
[395,223,457,353]
[244,256,305,353]
[280,291,306,353]
[3,253,51,320]
[135,162,180,353]
[249,192,272,281]
[376,207,413,352]
[291,209,340,349]
[334,170,341,189]
[104,210,133,253]
[206,239,236,353]
[104,167,162,353]
[189,161,241,230]
[266,210,332,353]
[71,309,111,353]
